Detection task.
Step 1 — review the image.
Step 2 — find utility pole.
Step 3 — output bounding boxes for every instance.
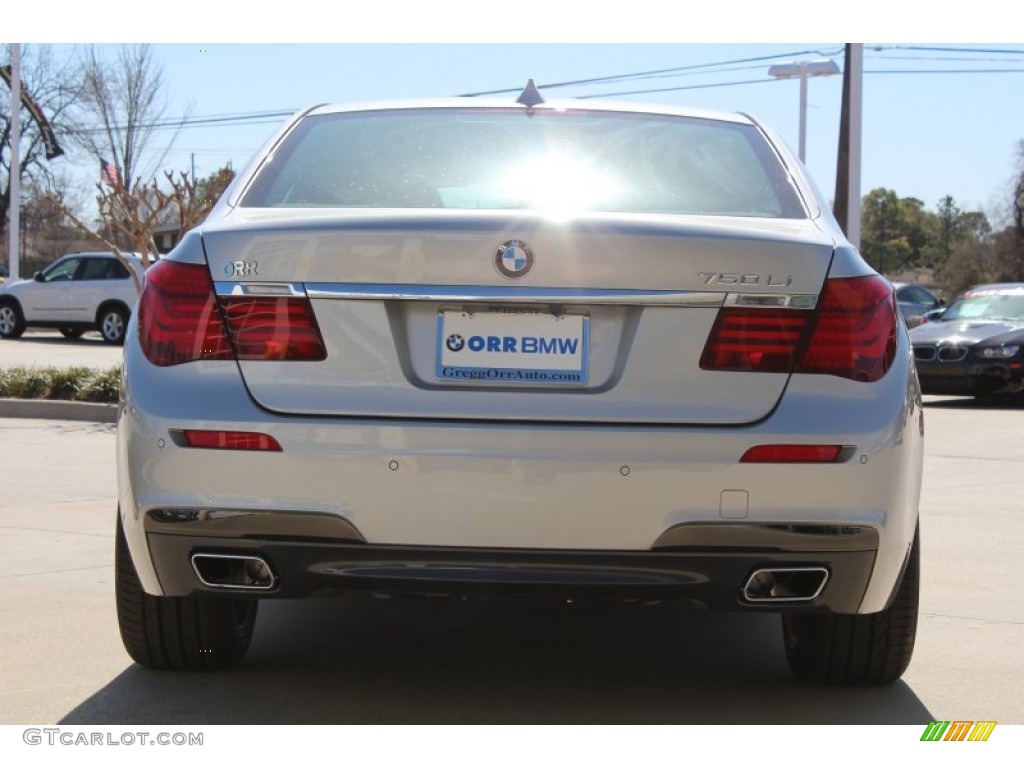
[834,45,864,249]
[9,44,21,280]
[848,44,863,250]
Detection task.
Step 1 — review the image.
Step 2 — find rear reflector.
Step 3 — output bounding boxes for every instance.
[740,445,843,463]
[701,275,897,383]
[182,430,282,451]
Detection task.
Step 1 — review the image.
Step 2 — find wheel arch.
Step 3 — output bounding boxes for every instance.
[95,299,132,325]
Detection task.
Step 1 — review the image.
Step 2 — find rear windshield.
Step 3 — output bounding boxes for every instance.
[241,107,807,218]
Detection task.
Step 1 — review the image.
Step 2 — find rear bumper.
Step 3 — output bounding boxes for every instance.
[146,519,878,612]
[117,321,923,614]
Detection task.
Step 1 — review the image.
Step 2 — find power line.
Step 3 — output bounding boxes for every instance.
[578,68,1024,100]
[897,45,1024,56]
[72,110,296,135]
[65,46,1024,137]
[458,47,843,96]
[580,77,775,99]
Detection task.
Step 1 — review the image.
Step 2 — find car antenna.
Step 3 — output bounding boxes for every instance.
[516,79,545,109]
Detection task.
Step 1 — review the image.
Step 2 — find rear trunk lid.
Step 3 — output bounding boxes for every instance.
[203,209,835,425]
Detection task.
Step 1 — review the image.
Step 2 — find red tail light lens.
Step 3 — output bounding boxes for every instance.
[138,260,327,365]
[700,309,811,373]
[138,261,233,366]
[701,275,897,383]
[795,275,897,382]
[740,444,843,463]
[219,297,326,361]
[182,430,282,451]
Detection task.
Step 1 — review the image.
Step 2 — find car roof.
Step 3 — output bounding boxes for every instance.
[962,283,1024,295]
[305,96,755,126]
[63,251,146,261]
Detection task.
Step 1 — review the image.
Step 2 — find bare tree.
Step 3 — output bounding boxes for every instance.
[46,166,233,294]
[1015,140,1024,237]
[76,44,183,194]
[1,44,82,246]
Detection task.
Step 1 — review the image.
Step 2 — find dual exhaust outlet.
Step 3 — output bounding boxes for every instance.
[742,567,829,602]
[191,553,276,591]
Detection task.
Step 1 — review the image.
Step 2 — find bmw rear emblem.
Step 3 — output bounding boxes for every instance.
[495,239,535,278]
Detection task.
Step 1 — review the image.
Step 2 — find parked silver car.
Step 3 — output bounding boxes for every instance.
[893,281,944,328]
[116,88,923,683]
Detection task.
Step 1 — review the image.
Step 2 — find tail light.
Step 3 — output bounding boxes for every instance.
[796,276,897,382]
[219,297,326,361]
[701,275,897,383]
[699,309,810,373]
[138,261,233,366]
[139,260,326,366]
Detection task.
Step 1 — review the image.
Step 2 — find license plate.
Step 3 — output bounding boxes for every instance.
[436,309,588,385]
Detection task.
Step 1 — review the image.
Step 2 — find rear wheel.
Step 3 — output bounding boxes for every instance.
[0,301,25,339]
[782,526,919,685]
[115,515,258,670]
[59,327,84,339]
[98,306,128,345]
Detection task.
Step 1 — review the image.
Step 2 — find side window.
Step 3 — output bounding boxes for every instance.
[104,259,130,280]
[81,258,111,280]
[41,258,81,282]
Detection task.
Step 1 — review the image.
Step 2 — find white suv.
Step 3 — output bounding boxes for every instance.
[0,252,145,344]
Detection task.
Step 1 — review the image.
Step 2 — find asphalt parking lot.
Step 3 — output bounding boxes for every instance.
[0,329,124,369]
[0,377,1022,724]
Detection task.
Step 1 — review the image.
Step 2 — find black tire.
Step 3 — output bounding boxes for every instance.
[98,306,128,345]
[115,515,258,670]
[782,526,919,685]
[0,301,26,339]
[59,327,84,339]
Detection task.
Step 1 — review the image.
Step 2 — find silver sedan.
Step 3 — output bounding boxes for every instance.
[116,87,923,684]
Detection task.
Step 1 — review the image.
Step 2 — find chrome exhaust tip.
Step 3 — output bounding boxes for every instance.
[191,553,276,591]
[742,567,828,602]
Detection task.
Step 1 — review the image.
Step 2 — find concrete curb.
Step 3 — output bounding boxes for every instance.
[0,398,117,424]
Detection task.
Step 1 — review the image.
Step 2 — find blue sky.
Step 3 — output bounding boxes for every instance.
[9,5,1024,225]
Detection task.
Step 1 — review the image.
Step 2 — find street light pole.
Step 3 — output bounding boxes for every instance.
[768,59,841,163]
[798,66,809,161]
[9,44,21,280]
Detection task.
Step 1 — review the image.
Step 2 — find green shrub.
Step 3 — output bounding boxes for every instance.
[0,367,49,399]
[0,366,120,403]
[79,367,121,403]
[47,366,95,400]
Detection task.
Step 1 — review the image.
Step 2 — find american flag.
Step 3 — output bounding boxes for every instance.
[100,159,120,188]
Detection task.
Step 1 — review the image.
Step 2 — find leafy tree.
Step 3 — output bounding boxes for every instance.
[860,188,918,274]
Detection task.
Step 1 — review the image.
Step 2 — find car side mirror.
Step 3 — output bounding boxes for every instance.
[34,272,43,282]
[921,308,946,323]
